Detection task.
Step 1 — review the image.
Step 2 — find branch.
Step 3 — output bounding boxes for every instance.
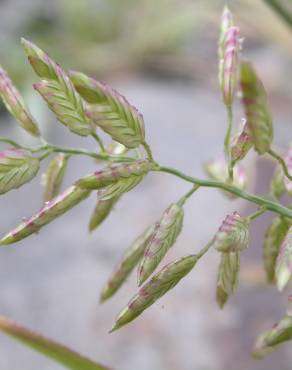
[155,165,292,219]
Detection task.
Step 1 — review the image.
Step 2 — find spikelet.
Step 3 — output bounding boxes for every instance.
[275,226,292,291]
[240,62,273,154]
[111,254,198,332]
[216,252,240,308]
[41,153,69,201]
[270,166,285,199]
[69,70,145,148]
[253,315,292,358]
[100,224,156,302]
[22,38,91,136]
[220,26,241,106]
[138,203,184,285]
[0,65,40,137]
[78,160,154,200]
[0,185,90,245]
[213,212,249,253]
[0,148,40,194]
[230,119,253,163]
[263,217,290,283]
[88,193,119,232]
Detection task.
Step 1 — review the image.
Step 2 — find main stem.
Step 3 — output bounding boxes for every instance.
[156,165,292,219]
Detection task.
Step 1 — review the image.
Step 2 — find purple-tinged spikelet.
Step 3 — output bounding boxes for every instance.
[111,254,198,332]
[77,159,154,190]
[0,185,90,245]
[0,65,40,137]
[22,38,91,136]
[231,119,253,162]
[138,203,184,285]
[220,26,241,106]
[69,70,145,148]
[213,212,249,253]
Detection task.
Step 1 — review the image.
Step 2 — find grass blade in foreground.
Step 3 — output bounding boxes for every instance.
[0,316,111,370]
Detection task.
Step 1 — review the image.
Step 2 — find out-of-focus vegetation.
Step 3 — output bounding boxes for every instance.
[1,0,292,85]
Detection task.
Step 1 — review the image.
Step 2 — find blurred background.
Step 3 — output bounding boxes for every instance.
[0,0,292,369]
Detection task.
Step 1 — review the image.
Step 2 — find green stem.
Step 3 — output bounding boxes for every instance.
[267,148,292,181]
[247,207,267,221]
[35,144,135,163]
[142,141,154,162]
[196,239,214,260]
[0,137,25,149]
[224,105,233,180]
[92,132,105,152]
[178,185,200,206]
[156,165,292,219]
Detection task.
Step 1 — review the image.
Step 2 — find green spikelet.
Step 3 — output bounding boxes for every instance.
[240,62,273,154]
[216,252,240,308]
[253,315,292,359]
[89,194,119,232]
[69,70,145,148]
[263,217,290,283]
[100,224,156,302]
[138,203,184,285]
[42,153,69,201]
[0,148,39,194]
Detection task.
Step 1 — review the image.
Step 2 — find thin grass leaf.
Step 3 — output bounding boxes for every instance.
[240,62,273,154]
[0,316,110,370]
[0,148,40,194]
[100,224,156,302]
[69,70,145,148]
[0,185,90,245]
[22,38,91,136]
[138,203,184,285]
[111,254,198,332]
[42,153,69,201]
[0,64,40,137]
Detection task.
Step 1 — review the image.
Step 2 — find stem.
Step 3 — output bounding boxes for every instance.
[224,105,233,180]
[178,185,200,206]
[35,144,135,163]
[247,207,267,221]
[92,132,105,152]
[196,239,214,260]
[156,165,292,219]
[142,141,154,162]
[267,148,292,181]
[0,137,25,149]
